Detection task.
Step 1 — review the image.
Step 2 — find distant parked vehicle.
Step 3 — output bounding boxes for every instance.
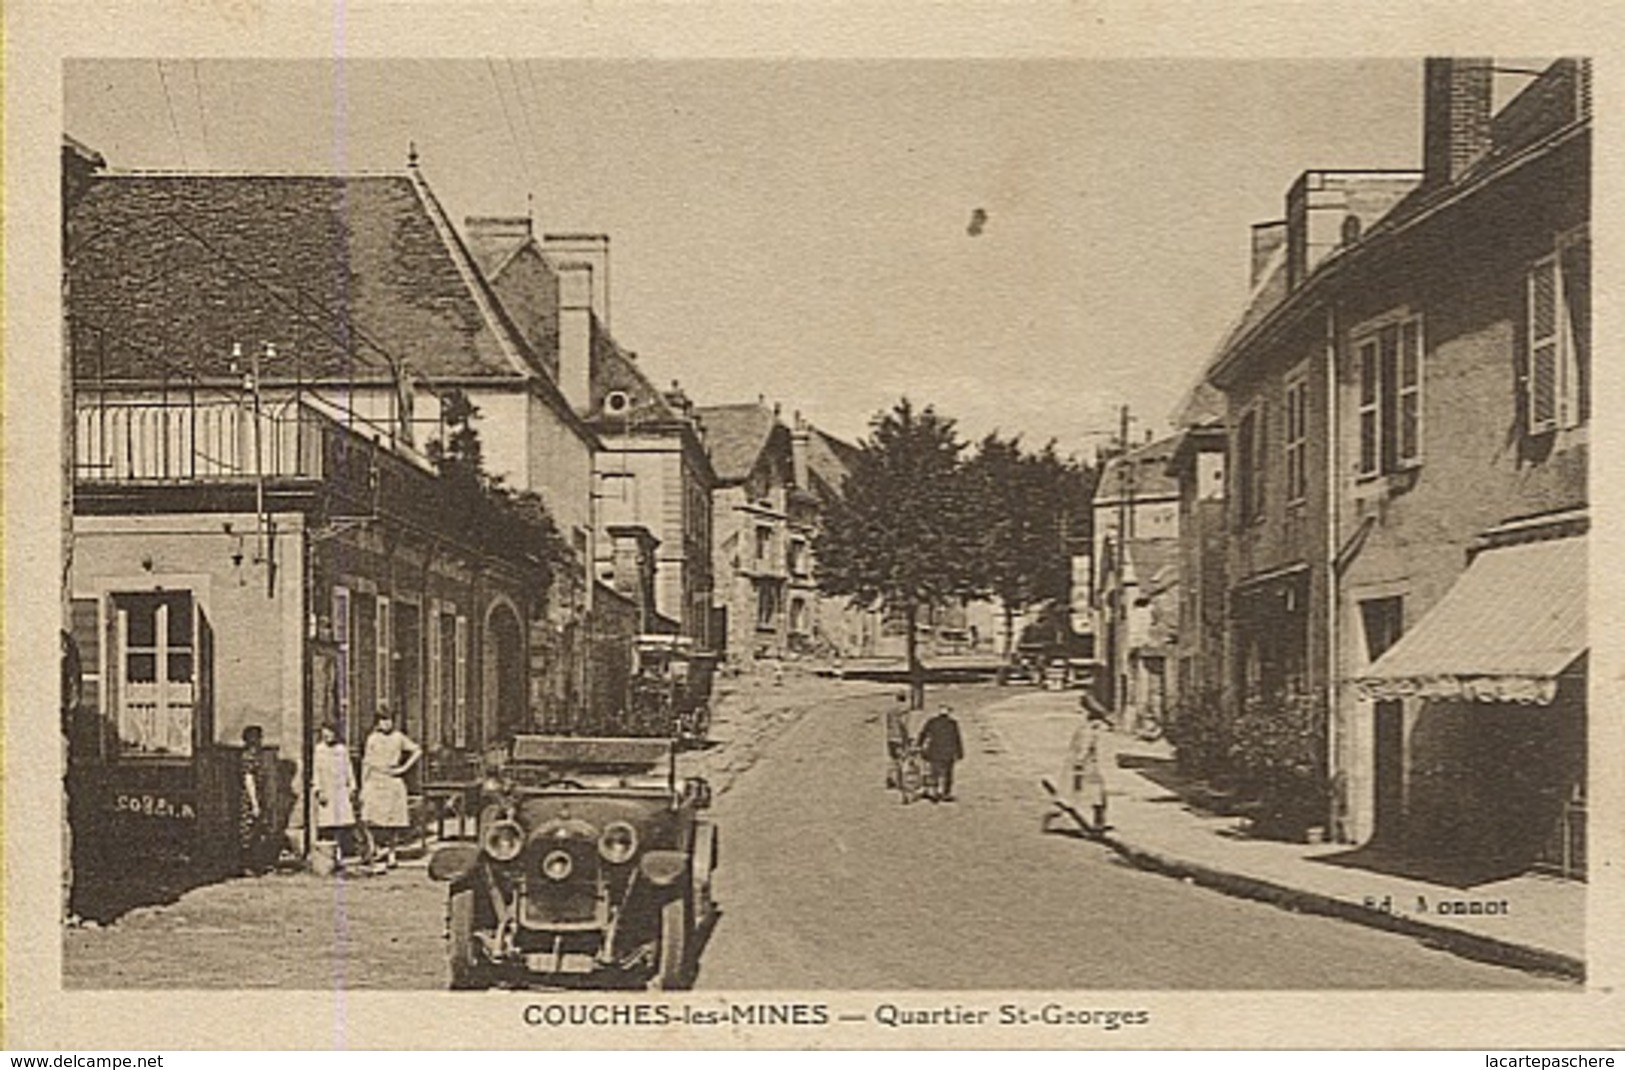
[618,634,717,745]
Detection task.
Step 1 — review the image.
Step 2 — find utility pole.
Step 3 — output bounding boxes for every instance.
[1113,403,1134,729]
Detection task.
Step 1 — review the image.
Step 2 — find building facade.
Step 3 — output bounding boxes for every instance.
[1166,423,1227,722]
[1203,58,1589,873]
[462,218,717,647]
[67,398,551,871]
[699,402,876,665]
[64,152,620,868]
[1091,434,1181,725]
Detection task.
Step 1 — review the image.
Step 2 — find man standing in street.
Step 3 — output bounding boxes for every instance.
[918,704,965,803]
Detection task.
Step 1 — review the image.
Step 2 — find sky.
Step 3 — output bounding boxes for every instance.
[65,58,1434,457]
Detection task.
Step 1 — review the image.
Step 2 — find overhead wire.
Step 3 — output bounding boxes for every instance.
[486,58,535,193]
[189,61,211,168]
[506,59,544,192]
[154,60,190,168]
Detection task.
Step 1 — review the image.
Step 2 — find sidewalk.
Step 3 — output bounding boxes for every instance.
[978,689,1585,982]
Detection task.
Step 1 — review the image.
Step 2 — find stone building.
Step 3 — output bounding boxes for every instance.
[1204,58,1589,875]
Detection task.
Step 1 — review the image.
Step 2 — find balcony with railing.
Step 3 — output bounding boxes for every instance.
[75,396,331,484]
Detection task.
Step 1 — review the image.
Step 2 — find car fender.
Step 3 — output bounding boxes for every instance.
[692,821,718,876]
[640,849,688,887]
[428,842,481,883]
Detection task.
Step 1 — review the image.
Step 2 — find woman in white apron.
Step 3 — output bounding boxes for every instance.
[312,721,359,868]
[359,709,421,871]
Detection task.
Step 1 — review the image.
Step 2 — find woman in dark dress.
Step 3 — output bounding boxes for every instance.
[238,724,273,875]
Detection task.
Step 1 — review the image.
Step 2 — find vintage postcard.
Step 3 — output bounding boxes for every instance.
[7,0,1625,1052]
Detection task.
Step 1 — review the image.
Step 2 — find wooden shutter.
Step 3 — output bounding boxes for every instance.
[195,605,214,751]
[1252,406,1266,516]
[1559,235,1589,429]
[1358,339,1379,476]
[331,587,351,734]
[454,615,469,749]
[376,595,392,717]
[1397,319,1422,466]
[1528,257,1559,433]
[426,598,443,753]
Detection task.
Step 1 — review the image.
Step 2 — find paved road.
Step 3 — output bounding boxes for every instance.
[62,679,1563,990]
[695,683,1562,990]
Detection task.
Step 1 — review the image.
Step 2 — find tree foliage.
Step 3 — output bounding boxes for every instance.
[813,398,985,704]
[428,389,576,600]
[963,432,1094,625]
[959,432,1094,670]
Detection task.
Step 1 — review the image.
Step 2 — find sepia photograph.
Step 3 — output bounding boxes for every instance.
[8,1,1622,1052]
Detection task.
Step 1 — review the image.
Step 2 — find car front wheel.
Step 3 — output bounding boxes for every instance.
[651,893,690,991]
[447,887,488,990]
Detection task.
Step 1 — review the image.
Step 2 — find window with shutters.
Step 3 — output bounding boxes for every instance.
[453,615,469,749]
[1353,313,1424,478]
[1284,372,1309,504]
[437,604,461,750]
[332,587,352,735]
[1235,405,1267,526]
[107,591,207,758]
[1527,231,1589,435]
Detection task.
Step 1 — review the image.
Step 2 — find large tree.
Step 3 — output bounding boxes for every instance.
[964,433,1095,674]
[814,398,986,707]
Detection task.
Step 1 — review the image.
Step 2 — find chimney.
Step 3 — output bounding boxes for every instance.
[790,412,811,490]
[606,525,660,631]
[1423,58,1493,186]
[540,233,610,325]
[464,215,533,248]
[1249,221,1287,288]
[555,261,594,415]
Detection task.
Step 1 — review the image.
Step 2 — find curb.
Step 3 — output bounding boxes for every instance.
[1098,832,1586,983]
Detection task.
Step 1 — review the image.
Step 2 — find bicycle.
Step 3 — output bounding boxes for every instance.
[895,743,925,805]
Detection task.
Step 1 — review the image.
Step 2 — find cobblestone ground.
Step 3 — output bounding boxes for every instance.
[61,667,871,989]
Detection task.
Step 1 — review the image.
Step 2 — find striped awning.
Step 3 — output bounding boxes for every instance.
[1355,535,1586,705]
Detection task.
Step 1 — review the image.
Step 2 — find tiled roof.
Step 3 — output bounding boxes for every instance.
[67,173,533,384]
[696,403,780,483]
[590,332,679,424]
[467,230,683,428]
[804,427,859,500]
[1209,59,1589,390]
[1214,244,1289,362]
[1095,434,1182,503]
[1171,378,1226,430]
[465,219,531,280]
[1371,58,1590,241]
[479,241,561,381]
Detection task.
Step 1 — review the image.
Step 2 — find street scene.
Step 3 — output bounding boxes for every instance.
[56,56,1588,995]
[64,672,1569,990]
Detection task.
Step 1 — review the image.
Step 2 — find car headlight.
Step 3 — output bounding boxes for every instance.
[541,849,574,881]
[481,818,525,862]
[598,821,639,864]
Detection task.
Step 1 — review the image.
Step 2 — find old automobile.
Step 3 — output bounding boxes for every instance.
[624,634,717,745]
[427,734,718,990]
